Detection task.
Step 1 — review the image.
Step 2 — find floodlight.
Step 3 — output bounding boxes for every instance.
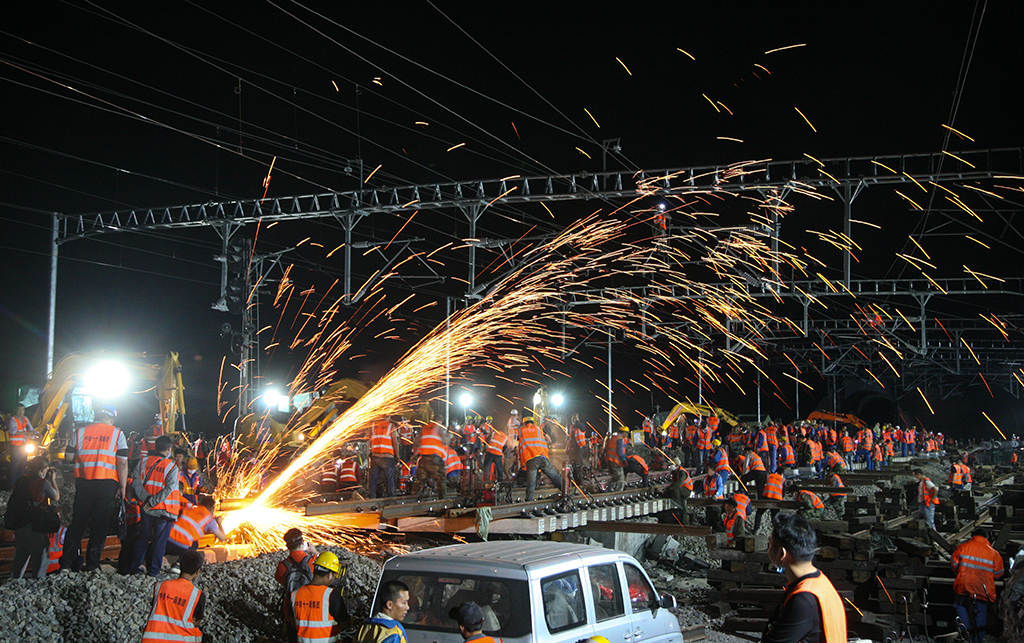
[657,202,667,211]
[83,360,132,399]
[458,391,474,408]
[551,392,565,408]
[263,389,290,412]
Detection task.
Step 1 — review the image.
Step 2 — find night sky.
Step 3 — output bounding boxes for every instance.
[2,1,1022,437]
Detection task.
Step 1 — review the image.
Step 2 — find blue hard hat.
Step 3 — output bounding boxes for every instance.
[96,404,118,418]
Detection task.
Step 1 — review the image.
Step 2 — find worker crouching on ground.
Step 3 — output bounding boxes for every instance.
[291,551,351,643]
[951,529,1004,642]
[356,580,410,643]
[664,461,693,523]
[826,463,846,516]
[165,496,227,572]
[763,512,848,642]
[795,488,824,521]
[141,549,206,642]
[449,601,501,642]
[624,453,649,486]
[722,496,745,545]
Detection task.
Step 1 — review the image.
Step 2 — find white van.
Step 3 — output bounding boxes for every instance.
[372,540,684,642]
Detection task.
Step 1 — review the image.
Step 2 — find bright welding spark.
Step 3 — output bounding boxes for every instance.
[793,107,816,133]
[941,123,974,141]
[615,56,633,76]
[981,411,1007,440]
[584,108,601,128]
[576,147,592,159]
[676,48,696,61]
[942,150,976,169]
[363,164,382,184]
[764,43,807,55]
[446,142,466,152]
[916,387,935,415]
[331,80,339,92]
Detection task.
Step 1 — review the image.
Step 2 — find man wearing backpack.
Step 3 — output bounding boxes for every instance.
[275,527,318,641]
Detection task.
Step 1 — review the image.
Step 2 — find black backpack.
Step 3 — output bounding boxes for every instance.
[281,553,314,623]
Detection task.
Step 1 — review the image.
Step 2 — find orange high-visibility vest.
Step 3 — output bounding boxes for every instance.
[369,420,395,457]
[960,464,972,485]
[743,452,766,474]
[713,448,730,472]
[825,451,844,470]
[8,416,28,446]
[918,478,939,506]
[518,422,549,462]
[169,505,214,549]
[74,423,123,481]
[321,461,339,487]
[733,493,750,520]
[142,577,203,642]
[779,444,796,466]
[766,425,779,447]
[708,416,720,430]
[948,464,963,486]
[723,510,742,543]
[798,490,825,510]
[604,434,625,467]
[678,469,694,491]
[140,455,179,515]
[338,458,358,484]
[762,473,784,500]
[841,436,854,452]
[291,584,342,642]
[642,418,654,434]
[702,475,721,498]
[627,454,648,475]
[829,473,847,498]
[416,424,446,459]
[696,428,714,450]
[952,535,1005,602]
[46,526,66,574]
[786,572,847,643]
[573,427,587,448]
[487,430,509,455]
[444,447,465,475]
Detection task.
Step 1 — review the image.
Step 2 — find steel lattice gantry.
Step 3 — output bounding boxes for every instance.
[43,147,1024,416]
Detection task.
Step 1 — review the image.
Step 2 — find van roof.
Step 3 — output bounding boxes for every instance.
[388,541,618,572]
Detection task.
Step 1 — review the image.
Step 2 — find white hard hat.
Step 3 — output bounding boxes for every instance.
[510,409,518,415]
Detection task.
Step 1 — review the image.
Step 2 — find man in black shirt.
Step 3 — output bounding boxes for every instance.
[763,512,847,643]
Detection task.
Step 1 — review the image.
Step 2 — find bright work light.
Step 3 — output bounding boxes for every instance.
[551,392,565,408]
[458,391,474,408]
[82,360,132,399]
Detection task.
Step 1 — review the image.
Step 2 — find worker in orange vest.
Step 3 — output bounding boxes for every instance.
[913,468,939,531]
[291,551,351,642]
[412,422,447,499]
[141,549,206,642]
[764,512,847,642]
[951,529,1004,642]
[165,497,227,568]
[483,424,509,483]
[625,453,649,486]
[129,435,181,576]
[61,404,129,572]
[6,404,36,488]
[448,601,498,642]
[796,489,825,520]
[368,417,400,498]
[519,417,563,501]
[722,496,746,545]
[755,472,785,531]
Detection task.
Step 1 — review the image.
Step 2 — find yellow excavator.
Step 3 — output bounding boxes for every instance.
[661,402,741,430]
[30,351,186,452]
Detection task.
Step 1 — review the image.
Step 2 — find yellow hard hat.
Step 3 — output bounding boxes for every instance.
[618,426,630,433]
[187,457,199,469]
[590,637,611,643]
[712,439,721,447]
[314,551,341,575]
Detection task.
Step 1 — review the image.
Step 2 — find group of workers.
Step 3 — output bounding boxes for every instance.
[4,403,225,582]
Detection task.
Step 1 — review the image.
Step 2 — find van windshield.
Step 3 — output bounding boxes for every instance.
[379,570,531,637]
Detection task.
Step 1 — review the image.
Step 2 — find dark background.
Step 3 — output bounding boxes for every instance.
[1,1,1021,437]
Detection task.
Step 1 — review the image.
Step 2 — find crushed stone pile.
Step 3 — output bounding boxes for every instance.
[0,546,380,642]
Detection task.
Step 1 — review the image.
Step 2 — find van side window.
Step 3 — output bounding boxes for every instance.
[541,570,587,633]
[588,563,625,621]
[623,563,657,611]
